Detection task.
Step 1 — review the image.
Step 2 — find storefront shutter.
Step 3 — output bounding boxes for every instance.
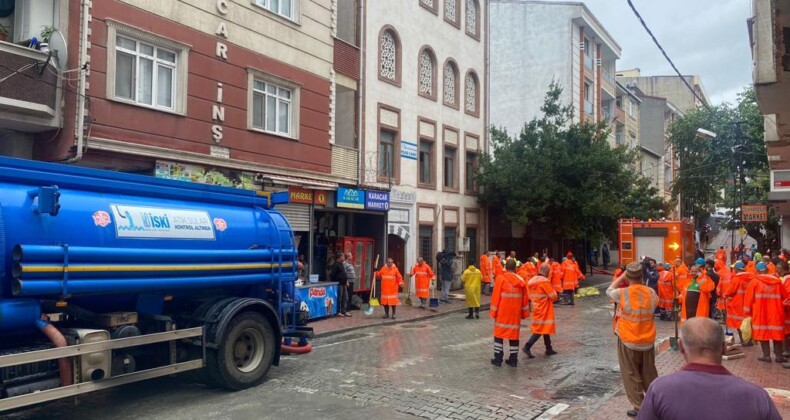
[275,204,311,232]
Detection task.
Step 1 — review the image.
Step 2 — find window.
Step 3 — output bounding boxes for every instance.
[444,0,459,26]
[420,0,437,13]
[444,226,457,254]
[465,151,477,192]
[379,28,400,85]
[465,0,479,38]
[419,139,434,186]
[419,225,434,261]
[465,71,479,115]
[467,227,478,260]
[254,0,295,20]
[106,21,189,114]
[114,36,175,109]
[584,82,593,114]
[443,61,458,108]
[379,129,396,180]
[628,100,635,117]
[418,48,436,100]
[251,79,293,136]
[444,146,457,189]
[583,38,593,69]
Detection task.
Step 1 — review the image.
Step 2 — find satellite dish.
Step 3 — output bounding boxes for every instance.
[47,29,68,72]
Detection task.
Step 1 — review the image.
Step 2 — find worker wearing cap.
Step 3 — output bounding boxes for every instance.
[657,263,674,321]
[375,258,404,320]
[523,263,559,358]
[724,261,754,345]
[607,262,658,418]
[410,257,436,309]
[745,261,788,363]
[490,259,529,367]
[679,260,716,325]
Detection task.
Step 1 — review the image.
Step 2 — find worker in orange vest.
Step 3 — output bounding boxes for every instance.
[493,251,504,277]
[744,262,787,363]
[744,254,757,274]
[715,246,727,264]
[479,250,493,295]
[490,259,529,367]
[523,264,559,358]
[673,258,690,292]
[724,261,755,345]
[762,255,776,275]
[375,258,403,320]
[607,262,659,418]
[410,257,435,309]
[656,263,674,321]
[780,262,790,368]
[679,261,716,326]
[715,259,731,313]
[550,258,563,294]
[560,254,584,305]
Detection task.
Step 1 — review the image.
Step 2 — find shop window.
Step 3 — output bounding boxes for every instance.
[419,225,434,260]
[443,226,457,253]
[419,139,434,186]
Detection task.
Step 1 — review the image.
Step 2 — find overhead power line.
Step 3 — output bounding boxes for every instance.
[626,0,711,110]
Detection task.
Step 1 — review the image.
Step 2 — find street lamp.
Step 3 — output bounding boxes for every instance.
[696,128,717,140]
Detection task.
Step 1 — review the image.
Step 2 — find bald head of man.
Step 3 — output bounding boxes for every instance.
[679,317,726,365]
[539,263,550,277]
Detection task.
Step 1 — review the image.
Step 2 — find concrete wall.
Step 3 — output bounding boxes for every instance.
[489,1,574,135]
[364,0,487,274]
[619,76,705,113]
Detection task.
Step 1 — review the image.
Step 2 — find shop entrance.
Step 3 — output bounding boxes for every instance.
[387,234,406,271]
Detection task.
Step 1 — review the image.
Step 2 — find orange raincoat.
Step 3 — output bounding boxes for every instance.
[657,268,674,310]
[745,260,757,274]
[480,253,493,285]
[767,261,776,275]
[490,272,529,340]
[561,259,583,291]
[527,275,558,335]
[783,274,790,335]
[410,262,435,299]
[376,264,403,306]
[724,271,754,330]
[715,263,732,311]
[550,262,563,293]
[744,274,787,341]
[679,274,715,325]
[493,255,504,277]
[715,248,727,264]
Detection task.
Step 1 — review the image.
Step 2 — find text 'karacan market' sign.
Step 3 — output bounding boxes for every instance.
[741,204,768,223]
[288,186,328,206]
[365,191,390,211]
[337,187,364,209]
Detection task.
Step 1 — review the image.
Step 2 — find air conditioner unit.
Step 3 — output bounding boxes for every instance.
[457,237,470,252]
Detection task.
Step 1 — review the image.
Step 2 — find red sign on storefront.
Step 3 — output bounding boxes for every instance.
[288,187,328,206]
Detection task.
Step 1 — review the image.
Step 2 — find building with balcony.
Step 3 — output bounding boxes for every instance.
[0,1,68,158]
[488,0,620,135]
[362,0,488,277]
[750,0,790,244]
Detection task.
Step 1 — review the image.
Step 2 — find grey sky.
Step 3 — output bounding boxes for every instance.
[552,0,752,105]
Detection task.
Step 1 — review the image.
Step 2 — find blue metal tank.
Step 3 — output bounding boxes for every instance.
[0,157,297,333]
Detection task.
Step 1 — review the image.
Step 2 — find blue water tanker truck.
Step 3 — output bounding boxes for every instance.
[0,156,312,411]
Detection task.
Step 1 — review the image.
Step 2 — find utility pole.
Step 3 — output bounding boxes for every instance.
[731,122,746,255]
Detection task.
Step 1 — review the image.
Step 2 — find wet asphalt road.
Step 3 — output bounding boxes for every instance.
[2,283,675,420]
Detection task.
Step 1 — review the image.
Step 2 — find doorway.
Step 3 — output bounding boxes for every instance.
[388,234,406,271]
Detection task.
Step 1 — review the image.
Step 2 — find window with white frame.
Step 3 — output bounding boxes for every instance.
[254,0,295,20]
[114,36,177,110]
[106,20,189,114]
[251,79,294,136]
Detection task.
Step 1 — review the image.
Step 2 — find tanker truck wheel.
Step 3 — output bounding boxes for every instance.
[207,312,275,390]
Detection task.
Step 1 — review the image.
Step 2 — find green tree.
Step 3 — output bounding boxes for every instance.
[477,83,655,243]
[668,87,775,249]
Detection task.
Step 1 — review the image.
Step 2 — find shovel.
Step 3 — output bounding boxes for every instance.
[669,267,680,351]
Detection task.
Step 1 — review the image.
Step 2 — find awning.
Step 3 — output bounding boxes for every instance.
[261,174,338,190]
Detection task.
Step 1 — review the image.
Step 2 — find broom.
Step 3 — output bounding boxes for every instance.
[404,266,413,306]
[367,255,381,309]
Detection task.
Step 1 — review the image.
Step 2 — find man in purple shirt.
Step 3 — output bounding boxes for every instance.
[638,317,781,420]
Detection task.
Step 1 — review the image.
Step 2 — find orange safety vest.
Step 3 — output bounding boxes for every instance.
[744,274,787,341]
[550,262,563,292]
[527,276,558,335]
[376,265,403,306]
[656,270,674,310]
[783,275,790,335]
[615,285,657,346]
[480,254,493,284]
[716,267,732,310]
[724,271,753,330]
[490,272,529,340]
[410,263,434,299]
[561,260,582,291]
[493,256,504,276]
[679,274,715,325]
[715,249,727,263]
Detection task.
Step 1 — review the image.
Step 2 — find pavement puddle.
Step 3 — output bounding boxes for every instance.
[312,332,377,350]
[441,336,491,350]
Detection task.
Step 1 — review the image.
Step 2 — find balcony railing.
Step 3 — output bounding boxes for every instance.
[0,41,61,132]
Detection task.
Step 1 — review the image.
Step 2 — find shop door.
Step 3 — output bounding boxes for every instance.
[388,234,406,272]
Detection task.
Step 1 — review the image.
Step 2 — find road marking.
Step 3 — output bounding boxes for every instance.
[534,403,570,419]
[312,333,376,350]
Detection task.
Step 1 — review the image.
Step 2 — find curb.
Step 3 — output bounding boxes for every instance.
[313,303,491,338]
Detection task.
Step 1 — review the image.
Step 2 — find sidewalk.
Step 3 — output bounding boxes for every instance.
[585,341,790,419]
[310,292,491,337]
